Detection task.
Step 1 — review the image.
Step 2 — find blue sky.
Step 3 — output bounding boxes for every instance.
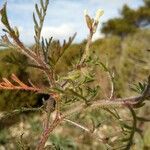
[0,0,144,44]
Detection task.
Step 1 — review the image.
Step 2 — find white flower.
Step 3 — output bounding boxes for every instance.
[84,9,88,17]
[95,9,104,22]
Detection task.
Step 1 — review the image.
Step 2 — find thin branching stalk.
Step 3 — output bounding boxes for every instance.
[10,32,54,86]
[0,1,149,149]
[0,107,43,122]
[64,119,90,132]
[37,115,62,150]
[63,86,150,118]
[64,119,106,143]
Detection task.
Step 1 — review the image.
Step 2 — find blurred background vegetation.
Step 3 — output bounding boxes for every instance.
[0,0,150,149]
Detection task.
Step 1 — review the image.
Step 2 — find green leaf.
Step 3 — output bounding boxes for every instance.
[33,13,39,28]
[0,3,11,30]
[35,4,41,18]
[137,117,150,122]
[99,62,109,72]
[133,102,145,108]
[40,0,45,10]
[66,88,87,101]
[33,0,49,46]
[83,75,94,83]
[53,33,77,67]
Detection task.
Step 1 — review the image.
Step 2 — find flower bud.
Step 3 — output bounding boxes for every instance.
[94,9,104,23]
[84,9,93,30]
[14,26,19,38]
[84,9,88,17]
[92,9,104,33]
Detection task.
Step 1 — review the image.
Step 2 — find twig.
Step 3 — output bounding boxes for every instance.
[37,96,61,149]
[37,115,62,150]
[64,119,90,132]
[11,34,54,86]
[0,74,49,94]
[0,107,43,121]
[64,119,110,144]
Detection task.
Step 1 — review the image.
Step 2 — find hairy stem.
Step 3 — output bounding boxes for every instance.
[63,92,149,118]
[79,31,93,65]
